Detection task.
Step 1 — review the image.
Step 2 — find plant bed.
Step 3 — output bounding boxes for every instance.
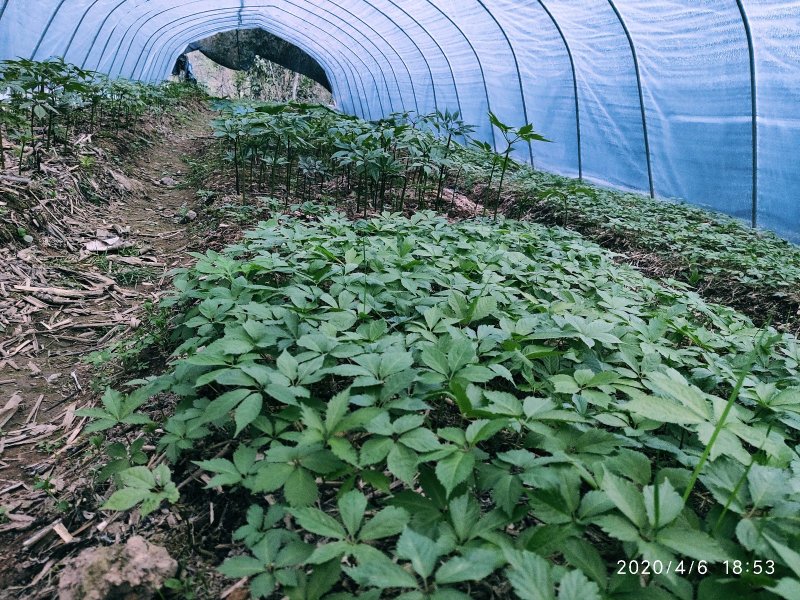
[85,210,800,599]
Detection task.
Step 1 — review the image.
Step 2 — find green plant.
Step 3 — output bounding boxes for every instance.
[78,155,95,170]
[33,477,70,512]
[101,464,179,517]
[81,211,800,599]
[488,111,549,219]
[97,436,149,482]
[75,387,153,433]
[162,576,198,600]
[0,58,200,174]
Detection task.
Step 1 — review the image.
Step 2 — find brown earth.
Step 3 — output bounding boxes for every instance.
[0,103,214,597]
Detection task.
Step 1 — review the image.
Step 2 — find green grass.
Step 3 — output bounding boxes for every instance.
[88,210,800,600]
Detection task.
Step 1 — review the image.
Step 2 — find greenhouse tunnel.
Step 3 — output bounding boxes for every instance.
[1,0,798,241]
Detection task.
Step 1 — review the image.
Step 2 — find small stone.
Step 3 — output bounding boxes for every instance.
[159,176,178,187]
[184,210,197,222]
[58,536,177,600]
[23,235,34,244]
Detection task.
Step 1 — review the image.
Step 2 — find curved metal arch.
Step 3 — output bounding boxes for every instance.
[284,0,421,114]
[154,17,349,109]
[111,6,377,120]
[63,0,125,61]
[119,4,394,117]
[142,2,410,117]
[412,0,496,149]
[374,0,464,118]
[735,0,758,228]
[184,20,350,115]
[63,0,447,118]
[154,14,367,118]
[153,16,354,114]
[473,0,534,164]
[30,0,68,59]
[145,0,466,120]
[154,18,358,117]
[536,0,582,180]
[139,2,403,116]
[32,0,469,133]
[85,0,151,70]
[605,0,654,198]
[144,12,373,120]
[143,9,377,119]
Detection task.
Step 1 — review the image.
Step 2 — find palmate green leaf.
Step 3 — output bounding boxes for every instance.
[218,555,266,578]
[657,527,729,562]
[487,469,523,516]
[435,450,475,497]
[249,463,293,493]
[765,535,800,579]
[601,468,647,529]
[201,388,252,424]
[338,490,367,537]
[447,494,480,541]
[219,337,255,355]
[470,296,497,323]
[592,515,641,543]
[379,352,414,378]
[773,578,800,600]
[118,466,156,489]
[435,548,499,584]
[504,549,555,600]
[561,538,607,588]
[307,541,353,565]
[465,418,508,445]
[396,527,440,579]
[399,427,441,452]
[291,507,347,539]
[643,479,684,529]
[557,570,602,600]
[284,468,318,507]
[644,370,712,421]
[624,394,707,425]
[329,437,359,466]
[234,393,263,436]
[421,345,449,375]
[195,457,242,487]
[387,444,419,484]
[482,390,523,417]
[360,437,393,466]
[344,551,417,590]
[102,487,151,512]
[250,572,277,599]
[277,350,299,380]
[325,390,351,433]
[358,506,409,541]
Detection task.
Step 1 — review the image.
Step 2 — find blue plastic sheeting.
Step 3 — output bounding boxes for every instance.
[1,1,798,240]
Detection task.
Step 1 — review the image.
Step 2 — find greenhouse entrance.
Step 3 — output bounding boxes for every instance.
[174,29,333,104]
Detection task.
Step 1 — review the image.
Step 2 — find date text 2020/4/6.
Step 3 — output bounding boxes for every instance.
[616,560,777,577]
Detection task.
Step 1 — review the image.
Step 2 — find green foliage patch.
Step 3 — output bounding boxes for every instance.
[97,211,800,599]
[510,173,800,328]
[0,58,200,174]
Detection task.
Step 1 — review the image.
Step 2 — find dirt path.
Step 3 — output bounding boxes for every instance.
[0,107,211,591]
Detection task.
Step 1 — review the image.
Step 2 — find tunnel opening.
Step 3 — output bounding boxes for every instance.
[172,28,333,104]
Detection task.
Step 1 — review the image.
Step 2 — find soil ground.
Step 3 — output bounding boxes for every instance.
[0,106,213,596]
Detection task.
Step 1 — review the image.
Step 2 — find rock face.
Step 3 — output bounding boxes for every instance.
[184,28,332,91]
[58,536,177,600]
